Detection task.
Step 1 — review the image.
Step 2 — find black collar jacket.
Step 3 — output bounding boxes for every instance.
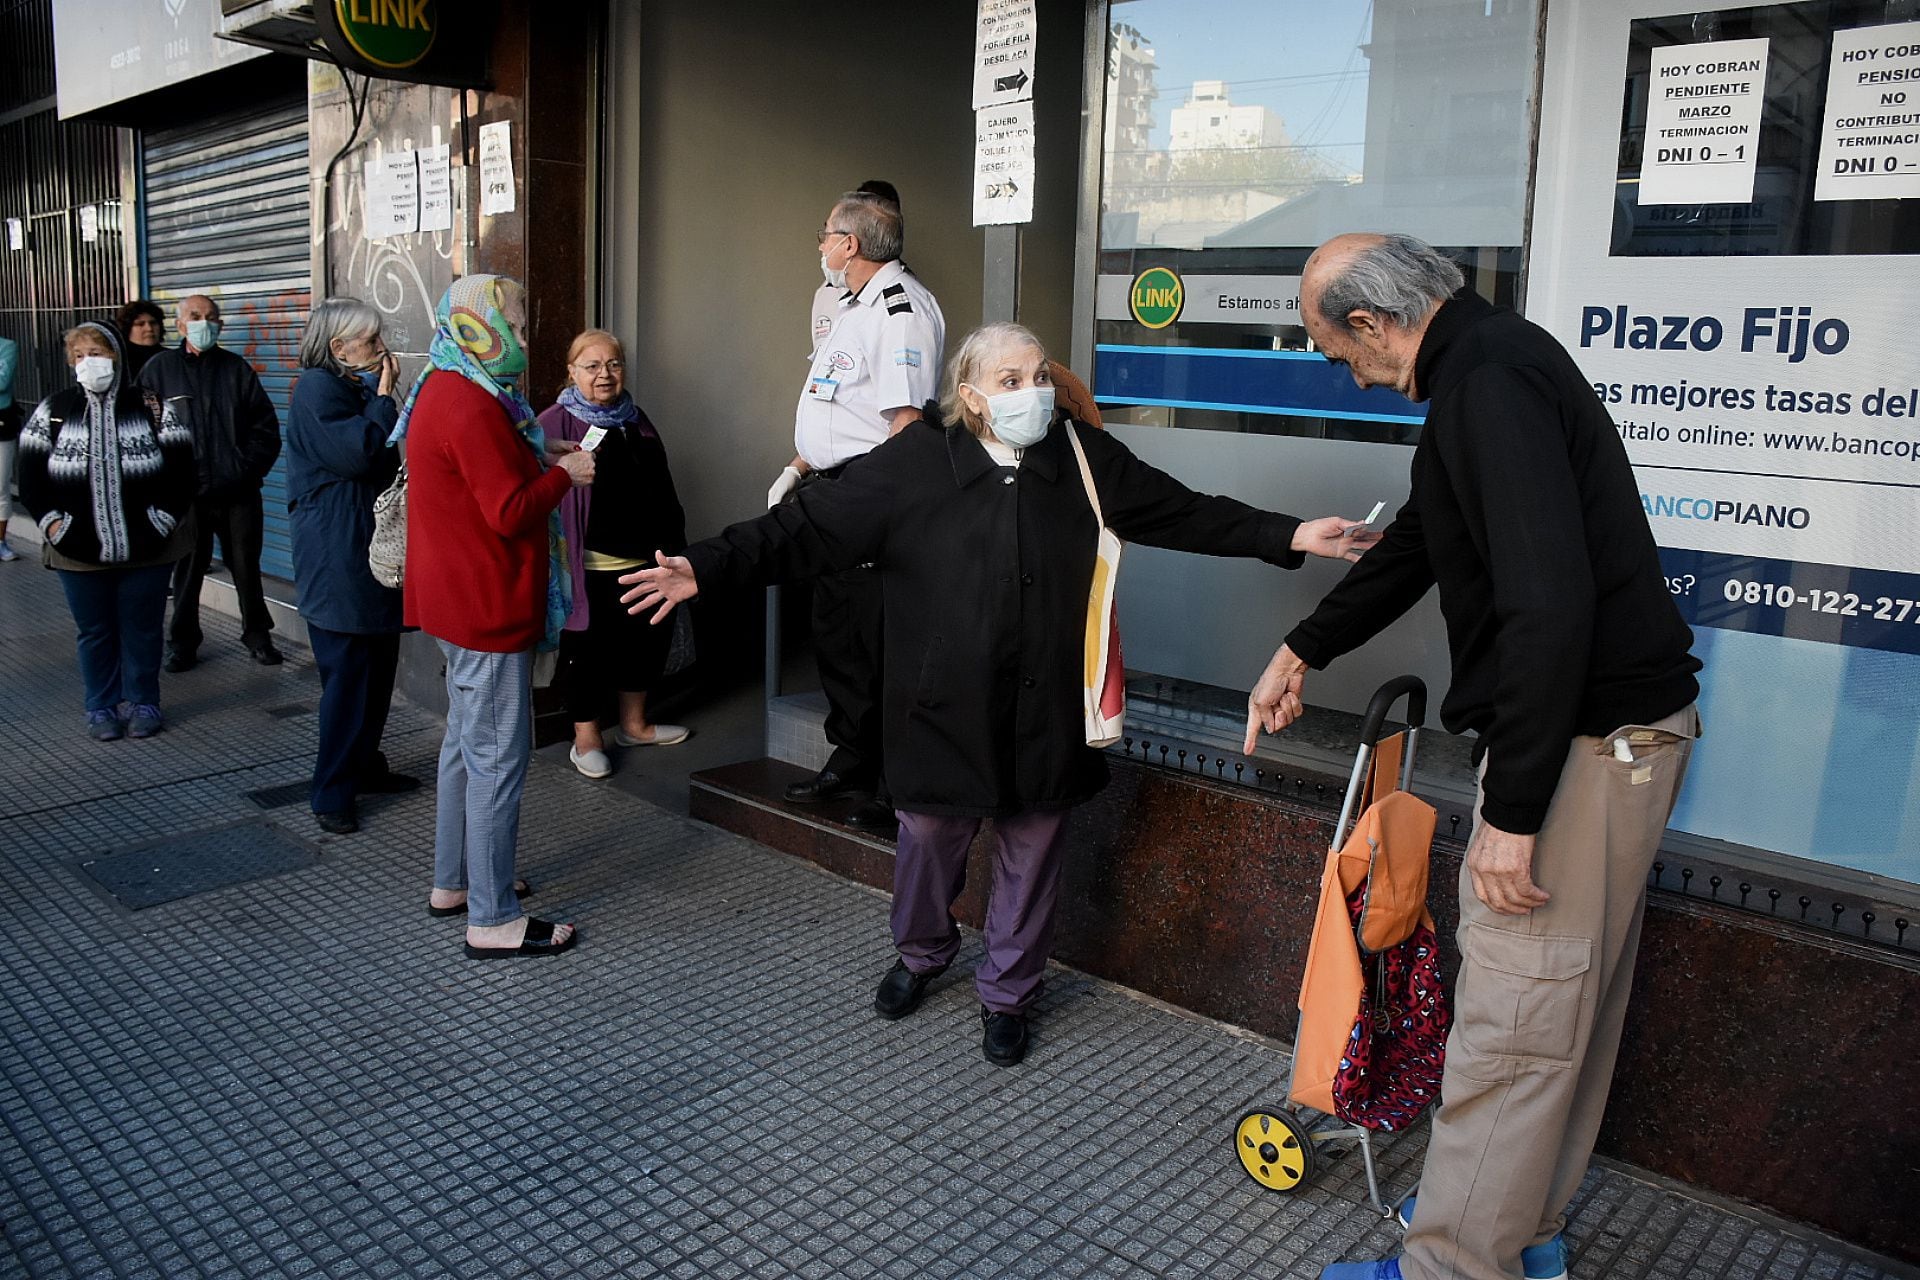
[687,418,1304,817]
[1286,291,1701,834]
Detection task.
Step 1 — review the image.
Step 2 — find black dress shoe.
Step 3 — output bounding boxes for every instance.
[874,958,946,1020]
[163,649,197,673]
[248,641,284,666]
[358,770,421,795]
[314,809,359,835]
[844,799,898,831]
[784,768,870,805]
[982,1006,1029,1067]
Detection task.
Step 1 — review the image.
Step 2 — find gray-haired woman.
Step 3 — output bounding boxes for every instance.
[287,296,418,835]
[623,322,1378,1066]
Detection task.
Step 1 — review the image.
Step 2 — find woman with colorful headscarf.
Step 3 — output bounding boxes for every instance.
[17,321,196,740]
[393,274,594,959]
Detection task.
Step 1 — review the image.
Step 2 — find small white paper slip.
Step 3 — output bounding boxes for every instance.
[478,120,516,216]
[1361,500,1387,526]
[580,426,608,451]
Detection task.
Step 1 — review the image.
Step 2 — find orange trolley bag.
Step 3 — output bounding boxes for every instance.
[1232,676,1448,1216]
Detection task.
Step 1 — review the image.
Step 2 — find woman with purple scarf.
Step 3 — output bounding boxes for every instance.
[537,329,690,779]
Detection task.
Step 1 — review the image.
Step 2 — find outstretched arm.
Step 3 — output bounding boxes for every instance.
[1077,423,1378,565]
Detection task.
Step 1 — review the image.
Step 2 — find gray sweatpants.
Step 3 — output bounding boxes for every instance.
[1404,704,1698,1280]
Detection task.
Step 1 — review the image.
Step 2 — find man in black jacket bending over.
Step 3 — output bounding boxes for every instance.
[1246,234,1701,1280]
[140,293,283,669]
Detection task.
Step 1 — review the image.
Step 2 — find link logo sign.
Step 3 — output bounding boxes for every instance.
[1129,268,1184,329]
[333,0,438,70]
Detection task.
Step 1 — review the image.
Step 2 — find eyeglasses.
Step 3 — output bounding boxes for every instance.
[816,228,853,245]
[575,360,623,376]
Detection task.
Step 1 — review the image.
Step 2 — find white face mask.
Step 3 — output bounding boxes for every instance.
[977,385,1056,449]
[820,249,849,290]
[74,355,115,394]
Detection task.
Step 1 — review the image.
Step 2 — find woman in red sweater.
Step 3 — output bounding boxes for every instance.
[394,274,594,958]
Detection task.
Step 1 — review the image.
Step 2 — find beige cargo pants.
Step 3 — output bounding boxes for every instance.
[1403,704,1699,1280]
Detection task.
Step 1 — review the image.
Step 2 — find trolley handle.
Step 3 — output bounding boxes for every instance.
[1333,676,1429,850]
[1357,675,1426,746]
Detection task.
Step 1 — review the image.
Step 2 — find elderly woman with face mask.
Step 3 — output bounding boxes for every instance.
[537,329,690,780]
[623,322,1379,1067]
[288,296,417,836]
[395,275,595,960]
[17,321,196,740]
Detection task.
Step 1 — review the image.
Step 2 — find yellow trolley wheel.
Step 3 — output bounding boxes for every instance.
[1234,1108,1317,1192]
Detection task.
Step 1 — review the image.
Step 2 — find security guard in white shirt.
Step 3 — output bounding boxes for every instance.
[769,188,945,828]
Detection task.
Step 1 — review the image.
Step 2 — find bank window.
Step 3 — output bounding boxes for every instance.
[1093,0,1540,442]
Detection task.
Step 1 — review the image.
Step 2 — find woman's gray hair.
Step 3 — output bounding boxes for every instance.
[940,322,1045,439]
[835,190,903,264]
[1315,234,1464,330]
[299,296,383,375]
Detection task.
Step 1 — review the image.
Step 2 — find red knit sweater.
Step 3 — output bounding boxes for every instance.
[402,371,573,652]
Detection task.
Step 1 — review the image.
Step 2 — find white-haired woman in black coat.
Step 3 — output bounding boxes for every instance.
[622,322,1377,1068]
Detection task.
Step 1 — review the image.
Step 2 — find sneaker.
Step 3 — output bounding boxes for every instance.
[0,540,18,562]
[1320,1260,1403,1280]
[86,708,124,742]
[568,745,612,779]
[610,724,690,747]
[1395,1196,1568,1280]
[126,704,164,738]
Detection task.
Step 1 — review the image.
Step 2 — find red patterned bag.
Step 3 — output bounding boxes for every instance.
[1331,878,1450,1131]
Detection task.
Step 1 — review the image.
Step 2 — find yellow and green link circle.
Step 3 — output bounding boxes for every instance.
[1129,267,1184,330]
[334,0,438,70]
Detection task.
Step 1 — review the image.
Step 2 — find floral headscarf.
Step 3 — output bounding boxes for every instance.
[391,275,571,652]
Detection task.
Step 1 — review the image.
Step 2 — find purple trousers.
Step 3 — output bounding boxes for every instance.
[891,808,1070,1015]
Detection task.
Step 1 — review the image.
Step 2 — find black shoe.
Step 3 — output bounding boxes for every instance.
[981,1006,1029,1067]
[164,649,197,673]
[358,770,421,795]
[314,809,359,835]
[874,959,946,1020]
[845,799,898,831]
[784,767,870,805]
[248,641,284,666]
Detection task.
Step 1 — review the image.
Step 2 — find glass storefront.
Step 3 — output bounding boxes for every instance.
[1082,0,1920,912]
[1093,0,1537,442]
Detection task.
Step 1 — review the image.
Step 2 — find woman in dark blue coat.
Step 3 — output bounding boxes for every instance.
[288,297,418,835]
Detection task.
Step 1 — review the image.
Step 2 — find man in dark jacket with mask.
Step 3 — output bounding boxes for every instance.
[139,293,284,668]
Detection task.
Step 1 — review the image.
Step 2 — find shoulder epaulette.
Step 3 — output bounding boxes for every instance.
[882,283,913,315]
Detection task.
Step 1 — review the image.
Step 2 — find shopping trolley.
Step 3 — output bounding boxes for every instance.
[1232,675,1443,1217]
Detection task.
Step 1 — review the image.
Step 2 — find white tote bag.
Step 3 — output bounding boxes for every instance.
[1064,425,1126,747]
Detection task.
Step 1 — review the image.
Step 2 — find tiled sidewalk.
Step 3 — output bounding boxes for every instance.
[0,552,1907,1280]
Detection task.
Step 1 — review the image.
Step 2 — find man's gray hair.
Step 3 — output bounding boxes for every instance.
[835,190,903,264]
[299,296,383,375]
[1315,234,1464,330]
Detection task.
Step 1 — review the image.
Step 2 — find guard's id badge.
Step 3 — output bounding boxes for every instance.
[806,373,839,402]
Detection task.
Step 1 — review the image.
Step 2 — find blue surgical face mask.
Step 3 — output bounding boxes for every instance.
[979,385,1056,449]
[355,369,381,394]
[186,318,221,351]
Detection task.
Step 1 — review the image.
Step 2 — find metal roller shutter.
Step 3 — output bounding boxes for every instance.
[142,94,309,581]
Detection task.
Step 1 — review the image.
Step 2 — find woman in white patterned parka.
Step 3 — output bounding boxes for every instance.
[17,320,196,741]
